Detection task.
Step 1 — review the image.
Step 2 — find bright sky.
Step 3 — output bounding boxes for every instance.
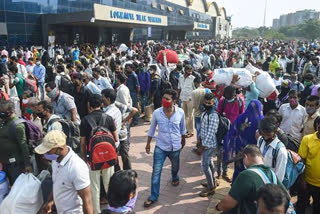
[216,0,320,28]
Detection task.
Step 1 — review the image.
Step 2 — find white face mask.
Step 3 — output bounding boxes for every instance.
[36,62,40,65]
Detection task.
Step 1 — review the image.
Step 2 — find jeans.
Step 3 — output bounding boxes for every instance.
[201,147,216,189]
[140,91,149,113]
[216,145,228,177]
[296,182,320,214]
[3,162,25,185]
[194,116,201,139]
[90,167,114,214]
[119,138,132,170]
[130,92,139,125]
[149,146,181,201]
[37,82,45,101]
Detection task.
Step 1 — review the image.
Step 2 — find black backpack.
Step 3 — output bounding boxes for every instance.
[59,75,74,95]
[201,111,231,145]
[47,119,81,153]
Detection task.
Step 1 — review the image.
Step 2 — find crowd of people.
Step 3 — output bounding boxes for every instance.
[0,39,319,214]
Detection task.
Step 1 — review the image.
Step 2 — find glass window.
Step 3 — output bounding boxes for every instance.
[25,14,41,24]
[6,11,25,23]
[4,0,24,12]
[7,23,26,34]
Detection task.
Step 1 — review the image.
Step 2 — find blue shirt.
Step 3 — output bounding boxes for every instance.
[126,72,140,94]
[93,76,112,90]
[33,64,46,83]
[148,107,187,152]
[245,82,260,109]
[72,49,80,61]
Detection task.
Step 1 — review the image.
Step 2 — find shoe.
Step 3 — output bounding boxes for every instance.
[199,188,215,197]
[222,175,232,183]
[201,181,208,188]
[171,180,180,187]
[186,133,194,138]
[144,199,155,208]
[192,148,201,155]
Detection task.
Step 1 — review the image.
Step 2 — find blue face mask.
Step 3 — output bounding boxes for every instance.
[44,153,58,161]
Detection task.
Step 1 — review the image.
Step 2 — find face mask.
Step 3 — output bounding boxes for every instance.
[276,73,282,78]
[289,98,297,106]
[291,77,297,82]
[227,98,235,103]
[162,98,172,108]
[204,104,213,111]
[22,99,28,104]
[304,81,312,87]
[1,59,6,63]
[26,108,33,114]
[306,107,316,115]
[36,112,46,119]
[185,73,191,77]
[0,112,9,119]
[36,62,40,65]
[44,153,58,161]
[271,57,274,61]
[47,88,58,99]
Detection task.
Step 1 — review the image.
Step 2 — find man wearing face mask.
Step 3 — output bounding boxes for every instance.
[71,72,92,119]
[32,58,46,100]
[257,117,288,182]
[37,100,63,134]
[279,90,306,151]
[45,82,81,125]
[0,100,32,185]
[300,73,314,106]
[198,93,219,197]
[34,130,93,214]
[102,170,138,214]
[144,89,186,207]
[303,95,320,136]
[216,145,284,214]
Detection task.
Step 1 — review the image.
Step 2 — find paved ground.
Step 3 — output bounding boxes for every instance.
[128,120,213,214]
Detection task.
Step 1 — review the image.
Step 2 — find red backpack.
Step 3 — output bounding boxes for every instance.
[86,114,118,170]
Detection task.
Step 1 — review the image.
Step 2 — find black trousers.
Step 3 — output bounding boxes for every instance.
[296,182,320,214]
[119,139,132,170]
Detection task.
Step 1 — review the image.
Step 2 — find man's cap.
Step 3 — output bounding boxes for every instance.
[34,130,66,154]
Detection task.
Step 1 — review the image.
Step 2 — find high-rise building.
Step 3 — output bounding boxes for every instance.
[272,9,320,28]
[0,0,232,47]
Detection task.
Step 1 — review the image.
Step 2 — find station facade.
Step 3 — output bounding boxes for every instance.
[0,0,232,46]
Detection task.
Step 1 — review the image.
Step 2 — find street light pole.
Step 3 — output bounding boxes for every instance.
[263,0,267,27]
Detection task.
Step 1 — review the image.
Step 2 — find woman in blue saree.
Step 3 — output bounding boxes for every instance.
[223,99,264,181]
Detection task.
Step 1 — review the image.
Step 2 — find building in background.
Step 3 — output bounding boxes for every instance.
[272,9,320,29]
[0,0,232,47]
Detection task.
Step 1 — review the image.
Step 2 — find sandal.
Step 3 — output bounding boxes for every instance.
[222,175,232,183]
[144,199,155,208]
[172,180,180,187]
[199,188,215,197]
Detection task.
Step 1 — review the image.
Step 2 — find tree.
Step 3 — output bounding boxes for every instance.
[300,19,320,40]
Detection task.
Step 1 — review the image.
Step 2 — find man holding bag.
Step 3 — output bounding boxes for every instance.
[34,130,93,214]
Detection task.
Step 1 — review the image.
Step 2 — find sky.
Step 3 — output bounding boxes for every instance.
[215,0,320,28]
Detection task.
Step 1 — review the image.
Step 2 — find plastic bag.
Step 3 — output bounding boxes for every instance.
[119,44,128,52]
[211,68,252,87]
[246,64,276,98]
[0,173,43,214]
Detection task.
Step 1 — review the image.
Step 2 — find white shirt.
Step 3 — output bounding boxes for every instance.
[178,75,195,101]
[257,137,288,182]
[93,76,112,90]
[273,78,283,88]
[52,147,90,214]
[26,64,35,74]
[116,84,132,107]
[279,103,306,142]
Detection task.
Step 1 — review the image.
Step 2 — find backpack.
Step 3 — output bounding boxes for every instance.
[201,110,231,145]
[47,118,81,153]
[248,168,296,214]
[86,114,118,170]
[221,97,243,115]
[10,118,43,152]
[59,75,73,95]
[258,138,305,189]
[24,77,37,93]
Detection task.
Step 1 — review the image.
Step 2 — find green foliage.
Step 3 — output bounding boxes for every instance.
[233,19,320,40]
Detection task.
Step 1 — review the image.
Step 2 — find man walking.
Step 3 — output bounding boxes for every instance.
[144,89,186,207]
[33,58,46,100]
[178,64,195,138]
